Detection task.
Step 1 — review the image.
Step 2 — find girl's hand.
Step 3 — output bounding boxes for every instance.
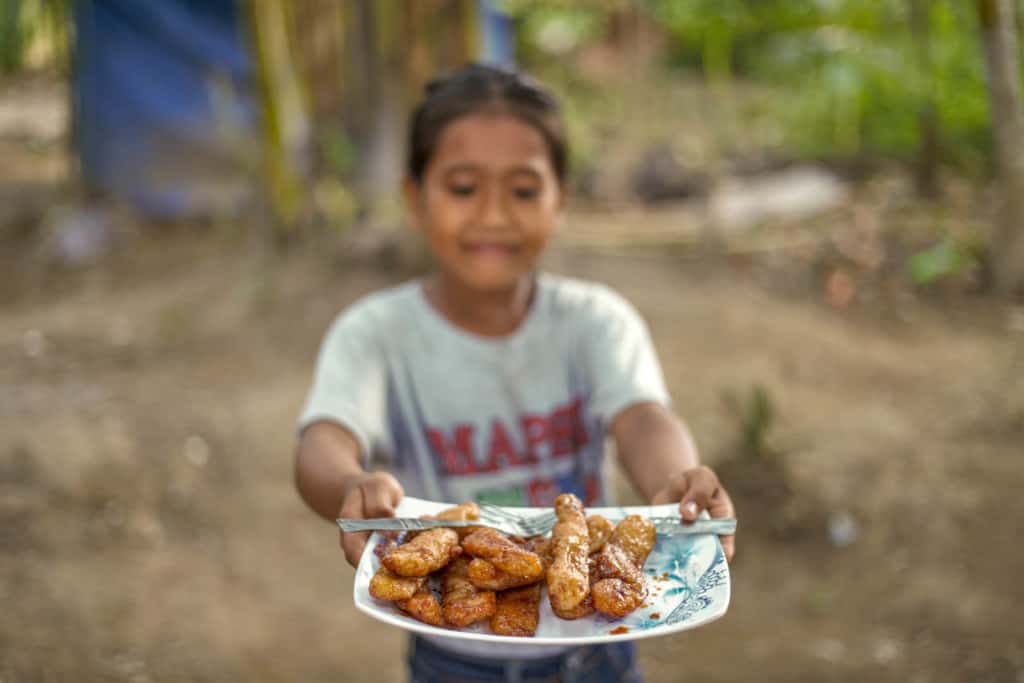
[651,465,736,562]
[338,472,404,567]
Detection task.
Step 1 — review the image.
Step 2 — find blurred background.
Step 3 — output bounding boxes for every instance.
[2,1,1023,681]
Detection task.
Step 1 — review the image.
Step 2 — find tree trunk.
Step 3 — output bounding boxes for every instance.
[977,0,1024,296]
[910,0,940,199]
[359,0,406,219]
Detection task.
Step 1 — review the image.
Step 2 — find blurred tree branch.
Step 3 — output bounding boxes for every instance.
[976,0,1024,296]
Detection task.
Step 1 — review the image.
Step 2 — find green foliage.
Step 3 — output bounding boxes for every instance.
[731,0,991,168]
[0,0,25,73]
[907,239,977,285]
[0,0,69,74]
[502,1,611,60]
[318,125,359,178]
[509,0,996,173]
[723,384,777,462]
[648,0,991,168]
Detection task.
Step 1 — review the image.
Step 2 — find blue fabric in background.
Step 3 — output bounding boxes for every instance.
[71,0,515,220]
[479,0,515,68]
[73,0,256,219]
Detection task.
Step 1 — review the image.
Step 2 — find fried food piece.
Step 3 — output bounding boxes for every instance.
[442,556,496,627]
[525,536,552,568]
[404,502,483,541]
[467,558,542,591]
[586,515,614,554]
[462,528,543,579]
[433,501,480,522]
[434,501,485,538]
[591,578,645,618]
[396,586,444,627]
[552,552,600,620]
[490,583,542,637]
[590,516,656,618]
[546,493,590,614]
[608,515,656,566]
[382,527,461,577]
[592,544,645,586]
[369,566,427,601]
[551,593,595,620]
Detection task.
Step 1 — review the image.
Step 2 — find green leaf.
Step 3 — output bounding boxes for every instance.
[907,241,968,285]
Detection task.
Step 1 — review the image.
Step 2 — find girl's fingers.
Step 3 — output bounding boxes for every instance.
[340,529,369,567]
[709,486,736,563]
[360,473,404,518]
[337,473,405,568]
[338,485,368,566]
[339,483,365,520]
[719,533,736,563]
[650,488,674,505]
[679,467,720,521]
[655,467,737,562]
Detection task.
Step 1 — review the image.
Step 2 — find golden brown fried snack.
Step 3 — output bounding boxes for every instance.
[591,578,645,618]
[586,515,614,554]
[369,566,427,601]
[382,527,461,577]
[608,515,656,566]
[546,493,590,614]
[434,501,485,538]
[396,586,444,626]
[442,556,496,627]
[525,536,552,568]
[462,528,544,579]
[589,516,656,618]
[490,583,542,637]
[551,593,595,620]
[551,552,600,620]
[404,502,483,542]
[592,544,645,586]
[466,558,542,591]
[434,501,480,522]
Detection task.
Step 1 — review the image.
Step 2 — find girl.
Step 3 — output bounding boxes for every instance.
[295,63,735,683]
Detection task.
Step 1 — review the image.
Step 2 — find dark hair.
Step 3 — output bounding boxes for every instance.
[407,63,568,185]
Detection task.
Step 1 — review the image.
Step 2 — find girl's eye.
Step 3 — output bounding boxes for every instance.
[512,187,539,200]
[448,184,476,197]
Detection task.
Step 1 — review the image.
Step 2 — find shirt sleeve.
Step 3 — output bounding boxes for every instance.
[582,287,671,426]
[297,302,387,466]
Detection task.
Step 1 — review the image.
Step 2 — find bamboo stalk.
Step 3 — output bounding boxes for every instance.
[246,0,311,235]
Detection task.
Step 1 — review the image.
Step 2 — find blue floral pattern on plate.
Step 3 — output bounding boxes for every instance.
[353,497,731,645]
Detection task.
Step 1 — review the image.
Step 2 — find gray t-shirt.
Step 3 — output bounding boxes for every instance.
[299,273,670,508]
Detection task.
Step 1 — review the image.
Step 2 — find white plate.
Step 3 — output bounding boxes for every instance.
[353,496,731,645]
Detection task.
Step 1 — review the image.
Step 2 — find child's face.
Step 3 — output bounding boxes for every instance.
[404,112,563,294]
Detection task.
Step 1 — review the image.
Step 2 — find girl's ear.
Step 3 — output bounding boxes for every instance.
[402,176,423,232]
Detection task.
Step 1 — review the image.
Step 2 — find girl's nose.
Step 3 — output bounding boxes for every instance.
[478,184,509,228]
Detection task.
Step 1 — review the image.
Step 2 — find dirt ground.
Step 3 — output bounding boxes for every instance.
[2,76,1024,683]
[1,227,1022,682]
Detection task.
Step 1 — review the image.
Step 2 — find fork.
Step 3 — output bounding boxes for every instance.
[478,505,736,537]
[336,504,553,537]
[338,503,736,538]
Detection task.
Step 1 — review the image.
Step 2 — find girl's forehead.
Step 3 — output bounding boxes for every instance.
[430,112,552,173]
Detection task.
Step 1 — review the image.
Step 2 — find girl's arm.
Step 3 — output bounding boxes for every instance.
[295,421,404,566]
[611,401,736,561]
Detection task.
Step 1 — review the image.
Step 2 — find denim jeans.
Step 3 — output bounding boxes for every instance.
[407,635,644,683]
